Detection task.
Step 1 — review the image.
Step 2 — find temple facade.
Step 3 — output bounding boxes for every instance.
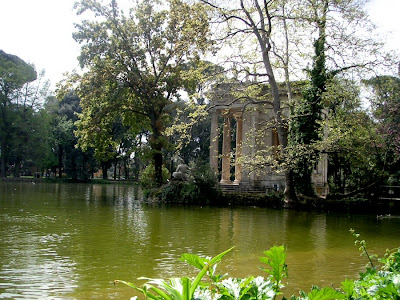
[209,83,328,194]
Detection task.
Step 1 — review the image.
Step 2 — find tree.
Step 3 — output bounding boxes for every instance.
[166,100,211,166]
[0,50,37,177]
[68,0,210,186]
[200,0,392,203]
[199,0,309,203]
[47,92,97,180]
[287,0,389,197]
[317,78,380,194]
[0,50,56,177]
[364,75,400,182]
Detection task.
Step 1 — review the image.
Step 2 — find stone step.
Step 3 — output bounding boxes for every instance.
[219,184,267,194]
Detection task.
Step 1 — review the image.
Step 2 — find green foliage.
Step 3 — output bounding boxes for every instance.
[363,75,400,182]
[317,78,381,194]
[44,92,99,180]
[289,9,327,197]
[259,246,288,294]
[115,247,234,300]
[290,286,345,300]
[0,50,51,177]
[349,229,376,269]
[140,164,170,190]
[70,0,211,186]
[159,163,221,204]
[381,248,400,273]
[0,50,37,89]
[165,100,210,165]
[339,229,400,300]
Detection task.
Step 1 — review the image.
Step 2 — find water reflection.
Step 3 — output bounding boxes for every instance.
[1,182,400,299]
[0,212,78,299]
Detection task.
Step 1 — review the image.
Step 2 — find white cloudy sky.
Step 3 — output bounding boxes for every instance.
[1,0,399,91]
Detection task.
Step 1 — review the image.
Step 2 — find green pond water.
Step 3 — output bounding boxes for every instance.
[1,182,400,299]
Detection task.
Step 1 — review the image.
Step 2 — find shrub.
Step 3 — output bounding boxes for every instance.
[139,164,170,191]
[160,163,222,204]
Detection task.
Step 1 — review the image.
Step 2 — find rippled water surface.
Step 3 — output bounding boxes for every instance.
[1,182,400,299]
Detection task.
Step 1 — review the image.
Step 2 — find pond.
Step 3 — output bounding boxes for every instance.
[1,182,400,299]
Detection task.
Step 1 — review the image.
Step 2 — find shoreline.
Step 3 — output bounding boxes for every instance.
[2,178,400,215]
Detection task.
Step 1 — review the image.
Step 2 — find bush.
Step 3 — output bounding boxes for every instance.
[160,163,222,204]
[139,164,170,191]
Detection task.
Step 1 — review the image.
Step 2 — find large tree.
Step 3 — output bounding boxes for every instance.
[66,0,210,186]
[288,0,389,196]
[46,92,97,180]
[0,50,43,177]
[200,0,391,203]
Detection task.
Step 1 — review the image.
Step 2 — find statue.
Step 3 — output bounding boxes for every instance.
[172,164,189,181]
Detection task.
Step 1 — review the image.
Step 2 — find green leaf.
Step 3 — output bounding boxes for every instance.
[181,277,190,300]
[259,245,287,287]
[307,287,345,300]
[114,280,160,300]
[340,279,354,296]
[180,253,208,270]
[189,247,234,298]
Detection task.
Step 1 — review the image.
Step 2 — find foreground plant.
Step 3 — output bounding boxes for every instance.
[115,246,287,300]
[114,247,235,300]
[115,240,400,300]
[338,230,400,299]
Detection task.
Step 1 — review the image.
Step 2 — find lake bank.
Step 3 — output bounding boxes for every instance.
[2,178,400,215]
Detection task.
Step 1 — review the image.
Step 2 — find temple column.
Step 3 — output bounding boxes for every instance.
[233,113,243,185]
[210,110,219,173]
[250,110,259,185]
[220,111,231,184]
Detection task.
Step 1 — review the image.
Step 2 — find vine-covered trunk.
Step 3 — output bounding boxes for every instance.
[291,2,328,197]
[147,105,165,187]
[152,123,163,187]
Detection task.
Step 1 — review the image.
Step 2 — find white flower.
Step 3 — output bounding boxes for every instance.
[393,274,400,286]
[194,287,222,300]
[221,277,241,299]
[252,276,275,299]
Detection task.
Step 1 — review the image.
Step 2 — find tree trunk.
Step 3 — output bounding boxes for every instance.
[102,162,108,180]
[150,112,164,187]
[58,145,63,178]
[259,41,297,204]
[13,159,21,178]
[113,159,117,180]
[0,140,6,178]
[118,160,121,179]
[133,154,140,181]
[124,159,129,180]
[154,150,163,186]
[284,169,298,205]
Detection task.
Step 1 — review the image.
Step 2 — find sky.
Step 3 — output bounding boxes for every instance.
[1,0,399,92]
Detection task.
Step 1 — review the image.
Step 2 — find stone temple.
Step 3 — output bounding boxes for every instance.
[208,82,328,195]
